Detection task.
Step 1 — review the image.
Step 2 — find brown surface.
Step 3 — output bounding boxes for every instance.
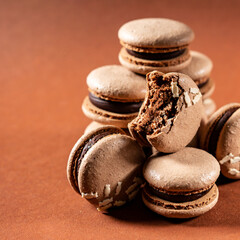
[1,0,240,239]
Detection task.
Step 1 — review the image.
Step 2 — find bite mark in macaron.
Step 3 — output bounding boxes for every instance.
[129,71,202,153]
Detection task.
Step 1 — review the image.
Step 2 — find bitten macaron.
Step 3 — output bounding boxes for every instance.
[118,18,194,75]
[142,147,220,218]
[67,126,145,211]
[129,71,203,153]
[82,65,146,128]
[179,51,214,99]
[201,103,240,179]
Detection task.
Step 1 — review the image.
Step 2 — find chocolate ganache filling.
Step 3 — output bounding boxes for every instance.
[89,93,143,114]
[208,106,240,156]
[147,184,212,203]
[126,48,186,61]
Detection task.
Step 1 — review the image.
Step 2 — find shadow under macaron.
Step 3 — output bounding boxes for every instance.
[105,187,239,227]
[216,173,239,186]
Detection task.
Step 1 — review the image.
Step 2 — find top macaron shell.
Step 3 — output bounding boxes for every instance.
[217,109,240,158]
[67,126,146,210]
[143,148,220,191]
[179,51,213,81]
[118,18,194,48]
[67,126,125,193]
[87,65,146,101]
[78,134,145,202]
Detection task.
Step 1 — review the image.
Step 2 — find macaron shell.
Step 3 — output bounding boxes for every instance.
[201,103,240,151]
[198,99,216,146]
[84,121,131,136]
[87,65,146,101]
[216,109,240,179]
[118,18,194,48]
[179,51,213,82]
[145,72,203,152]
[119,48,192,75]
[147,99,202,152]
[78,134,145,207]
[186,132,199,148]
[84,121,107,134]
[82,96,138,128]
[67,126,125,193]
[143,148,220,191]
[142,184,219,218]
[203,98,216,118]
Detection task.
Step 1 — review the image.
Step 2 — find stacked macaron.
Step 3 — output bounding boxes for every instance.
[67,18,239,220]
[82,65,146,129]
[118,18,216,119]
[118,18,194,75]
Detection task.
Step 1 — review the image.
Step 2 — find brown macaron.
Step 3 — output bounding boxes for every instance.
[128,71,203,153]
[82,65,146,128]
[67,126,146,211]
[203,98,216,119]
[179,51,214,99]
[142,148,220,218]
[201,103,240,179]
[118,18,194,75]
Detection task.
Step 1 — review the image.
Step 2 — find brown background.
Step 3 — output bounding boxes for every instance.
[1,0,240,239]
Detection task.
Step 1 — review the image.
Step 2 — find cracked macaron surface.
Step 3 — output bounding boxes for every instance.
[128,71,203,153]
[67,126,146,211]
[142,147,220,218]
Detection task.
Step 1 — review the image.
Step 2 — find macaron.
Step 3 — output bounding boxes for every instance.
[129,71,203,153]
[118,18,194,75]
[67,126,146,211]
[84,121,106,134]
[84,121,153,158]
[179,51,214,99]
[82,65,146,128]
[142,147,220,218]
[201,103,240,179]
[203,98,216,119]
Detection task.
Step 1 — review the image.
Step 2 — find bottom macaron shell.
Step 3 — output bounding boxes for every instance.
[142,184,219,219]
[82,96,138,128]
[119,49,192,75]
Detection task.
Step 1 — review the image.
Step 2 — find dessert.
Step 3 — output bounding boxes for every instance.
[67,126,145,211]
[129,71,202,153]
[179,51,214,99]
[82,65,146,128]
[201,103,240,179]
[118,18,194,75]
[142,147,220,218]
